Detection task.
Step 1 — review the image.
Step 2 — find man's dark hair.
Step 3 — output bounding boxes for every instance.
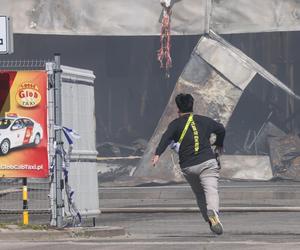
[175,93,194,113]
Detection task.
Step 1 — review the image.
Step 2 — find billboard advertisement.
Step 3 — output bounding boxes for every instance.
[0,71,48,178]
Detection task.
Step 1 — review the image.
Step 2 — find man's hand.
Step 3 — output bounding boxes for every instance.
[152,155,160,167]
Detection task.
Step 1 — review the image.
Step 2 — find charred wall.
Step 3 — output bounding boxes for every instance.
[1,32,299,157]
[224,32,300,154]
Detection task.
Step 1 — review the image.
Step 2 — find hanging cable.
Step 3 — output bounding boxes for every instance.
[157,0,172,78]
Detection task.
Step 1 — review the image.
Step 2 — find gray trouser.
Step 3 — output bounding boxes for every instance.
[182,159,220,222]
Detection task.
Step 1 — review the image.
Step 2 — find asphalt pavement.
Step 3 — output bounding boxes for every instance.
[0,180,300,249]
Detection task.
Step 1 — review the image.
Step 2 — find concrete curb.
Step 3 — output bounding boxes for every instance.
[99,184,300,200]
[0,226,125,241]
[100,207,300,213]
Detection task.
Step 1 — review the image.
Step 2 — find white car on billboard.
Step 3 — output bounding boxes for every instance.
[0,114,43,155]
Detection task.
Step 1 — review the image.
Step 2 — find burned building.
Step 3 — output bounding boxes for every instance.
[1,0,300,182]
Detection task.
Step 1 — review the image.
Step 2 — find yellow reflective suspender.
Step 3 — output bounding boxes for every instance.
[178,114,200,154]
[190,119,199,153]
[178,114,193,144]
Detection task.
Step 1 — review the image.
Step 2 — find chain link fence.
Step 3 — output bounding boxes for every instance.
[0,179,50,223]
[0,59,51,70]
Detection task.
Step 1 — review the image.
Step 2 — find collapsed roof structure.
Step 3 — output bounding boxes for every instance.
[134,30,300,182]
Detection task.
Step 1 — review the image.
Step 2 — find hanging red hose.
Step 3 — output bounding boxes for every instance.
[157,2,172,78]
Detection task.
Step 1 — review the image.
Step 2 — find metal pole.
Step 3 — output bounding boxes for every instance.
[22,178,28,225]
[54,53,64,228]
[204,0,212,34]
[49,62,57,226]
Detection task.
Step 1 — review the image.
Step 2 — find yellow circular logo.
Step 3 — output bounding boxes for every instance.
[16,83,41,108]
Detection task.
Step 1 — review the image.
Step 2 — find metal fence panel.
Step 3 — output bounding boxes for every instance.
[61,66,100,220]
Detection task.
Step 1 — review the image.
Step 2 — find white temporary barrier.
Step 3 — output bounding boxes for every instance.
[60,65,100,221]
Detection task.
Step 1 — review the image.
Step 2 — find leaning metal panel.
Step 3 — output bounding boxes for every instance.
[133,42,252,182]
[196,36,256,90]
[208,30,300,100]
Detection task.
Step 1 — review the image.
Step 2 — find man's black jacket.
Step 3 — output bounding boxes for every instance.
[155,113,225,168]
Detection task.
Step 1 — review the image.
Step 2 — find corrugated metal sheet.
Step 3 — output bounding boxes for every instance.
[211,0,300,34]
[1,0,300,35]
[0,0,206,35]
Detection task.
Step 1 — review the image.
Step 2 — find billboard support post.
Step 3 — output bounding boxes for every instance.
[22,177,28,225]
[54,53,64,228]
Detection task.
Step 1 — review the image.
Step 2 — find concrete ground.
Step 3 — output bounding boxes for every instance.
[0,212,300,249]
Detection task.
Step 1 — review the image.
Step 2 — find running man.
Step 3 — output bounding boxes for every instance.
[152,93,225,235]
